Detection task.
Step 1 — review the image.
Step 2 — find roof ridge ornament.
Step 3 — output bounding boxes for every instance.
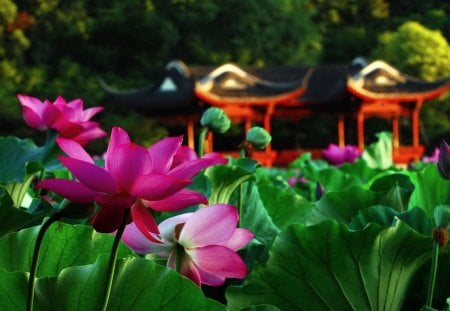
[165,59,191,78]
[196,63,304,92]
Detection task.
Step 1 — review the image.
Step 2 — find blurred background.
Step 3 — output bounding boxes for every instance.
[1,0,449,154]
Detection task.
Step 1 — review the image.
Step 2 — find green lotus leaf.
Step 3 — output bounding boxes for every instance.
[35,256,226,311]
[0,188,52,238]
[205,163,255,204]
[240,181,279,245]
[361,132,393,170]
[408,164,450,217]
[256,177,313,229]
[0,268,28,310]
[0,221,133,277]
[0,136,44,183]
[307,185,378,225]
[368,173,415,212]
[227,220,433,311]
[349,205,433,235]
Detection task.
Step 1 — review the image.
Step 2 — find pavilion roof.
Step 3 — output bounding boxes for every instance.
[190,63,309,106]
[99,59,450,115]
[99,60,198,115]
[347,60,450,102]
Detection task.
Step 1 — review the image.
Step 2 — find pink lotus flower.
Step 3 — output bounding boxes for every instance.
[287,176,308,187]
[121,204,253,286]
[17,94,106,145]
[322,144,362,166]
[37,127,227,238]
[422,147,440,163]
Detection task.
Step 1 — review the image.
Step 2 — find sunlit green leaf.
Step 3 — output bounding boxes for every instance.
[205,163,255,204]
[408,164,450,217]
[0,188,51,238]
[362,132,393,169]
[0,221,133,277]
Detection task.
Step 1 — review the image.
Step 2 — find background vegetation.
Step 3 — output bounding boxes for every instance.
[1,0,449,153]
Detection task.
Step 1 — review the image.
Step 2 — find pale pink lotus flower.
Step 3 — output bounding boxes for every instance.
[121,204,254,287]
[17,94,106,145]
[37,127,228,238]
[322,143,362,166]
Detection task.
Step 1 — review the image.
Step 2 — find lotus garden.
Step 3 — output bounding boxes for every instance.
[0,94,449,311]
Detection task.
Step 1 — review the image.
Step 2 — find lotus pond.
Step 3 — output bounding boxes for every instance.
[0,96,449,311]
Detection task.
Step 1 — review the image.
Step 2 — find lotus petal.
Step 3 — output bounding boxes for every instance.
[179,204,238,248]
[187,245,248,279]
[58,156,117,193]
[148,136,183,174]
[37,179,97,203]
[146,189,207,212]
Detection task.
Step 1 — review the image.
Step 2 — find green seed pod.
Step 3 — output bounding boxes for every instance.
[246,126,272,149]
[200,107,231,134]
[434,205,450,228]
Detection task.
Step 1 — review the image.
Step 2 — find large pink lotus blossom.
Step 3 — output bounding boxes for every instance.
[17,94,106,145]
[322,143,362,166]
[37,127,228,238]
[121,204,253,287]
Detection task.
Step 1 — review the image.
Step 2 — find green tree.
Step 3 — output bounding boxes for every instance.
[84,0,322,69]
[171,0,323,65]
[0,0,32,135]
[310,0,390,62]
[372,21,450,151]
[372,21,450,80]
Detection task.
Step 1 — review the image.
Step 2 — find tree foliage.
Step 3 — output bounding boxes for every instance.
[373,21,450,81]
[0,0,449,148]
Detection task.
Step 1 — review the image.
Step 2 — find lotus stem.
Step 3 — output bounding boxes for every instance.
[239,147,246,158]
[100,209,130,311]
[198,127,209,158]
[238,145,246,227]
[41,129,58,164]
[27,212,62,311]
[425,241,440,308]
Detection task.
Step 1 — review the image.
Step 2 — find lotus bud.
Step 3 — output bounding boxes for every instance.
[434,205,450,228]
[246,126,272,150]
[438,140,450,180]
[433,205,450,247]
[200,107,231,134]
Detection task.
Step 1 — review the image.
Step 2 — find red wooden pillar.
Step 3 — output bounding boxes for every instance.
[338,113,345,147]
[412,100,423,148]
[392,115,400,149]
[264,103,275,154]
[357,110,365,149]
[187,115,195,149]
